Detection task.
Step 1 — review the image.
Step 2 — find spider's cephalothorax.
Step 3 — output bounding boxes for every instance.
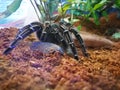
[3,0,88,60]
[3,20,88,60]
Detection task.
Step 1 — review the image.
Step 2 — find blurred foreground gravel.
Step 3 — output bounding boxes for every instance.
[0,28,120,90]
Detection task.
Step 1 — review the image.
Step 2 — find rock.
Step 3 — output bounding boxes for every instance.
[74,31,114,48]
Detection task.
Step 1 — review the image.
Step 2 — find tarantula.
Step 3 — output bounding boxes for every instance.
[3,20,88,60]
[3,0,88,60]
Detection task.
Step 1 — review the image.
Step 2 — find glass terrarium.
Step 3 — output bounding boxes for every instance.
[0,0,120,90]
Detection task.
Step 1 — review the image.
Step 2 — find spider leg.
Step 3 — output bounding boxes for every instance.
[38,28,47,41]
[3,22,43,55]
[59,24,79,60]
[70,28,89,57]
[64,30,79,60]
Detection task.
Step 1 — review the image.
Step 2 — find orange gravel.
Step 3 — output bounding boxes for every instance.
[0,28,120,90]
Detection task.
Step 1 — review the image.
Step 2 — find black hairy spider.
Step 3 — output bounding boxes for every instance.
[3,0,88,60]
[3,20,88,60]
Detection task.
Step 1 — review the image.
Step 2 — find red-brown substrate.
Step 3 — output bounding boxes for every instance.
[0,28,120,90]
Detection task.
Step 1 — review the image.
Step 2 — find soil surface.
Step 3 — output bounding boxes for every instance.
[0,28,120,90]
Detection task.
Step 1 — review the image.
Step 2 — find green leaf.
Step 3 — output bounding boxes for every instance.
[77,25,82,31]
[93,3,104,10]
[0,0,22,19]
[102,11,108,22]
[7,0,22,13]
[93,0,107,11]
[92,11,100,25]
[67,0,73,3]
[112,32,120,39]
[58,3,71,15]
[86,0,92,11]
[115,0,120,8]
[47,0,59,15]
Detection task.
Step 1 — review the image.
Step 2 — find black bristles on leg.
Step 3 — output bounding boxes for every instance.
[3,47,14,55]
[65,32,79,60]
[17,22,43,38]
[16,22,43,39]
[59,23,79,60]
[59,20,88,59]
[3,37,21,55]
[3,22,43,54]
[39,31,47,41]
[70,29,89,57]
